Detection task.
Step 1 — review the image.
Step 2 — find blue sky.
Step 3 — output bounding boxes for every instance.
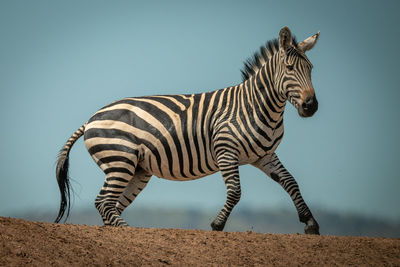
[0,0,399,222]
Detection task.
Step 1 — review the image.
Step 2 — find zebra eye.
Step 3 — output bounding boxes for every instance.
[287,65,294,71]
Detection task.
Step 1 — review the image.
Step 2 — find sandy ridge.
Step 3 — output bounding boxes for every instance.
[1,217,399,266]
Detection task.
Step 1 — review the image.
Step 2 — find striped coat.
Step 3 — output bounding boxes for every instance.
[56,26,321,234]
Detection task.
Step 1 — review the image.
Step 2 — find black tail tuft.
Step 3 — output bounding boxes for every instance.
[55,124,85,223]
[55,151,71,223]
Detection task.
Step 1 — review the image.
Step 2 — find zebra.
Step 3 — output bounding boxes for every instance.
[55,26,321,234]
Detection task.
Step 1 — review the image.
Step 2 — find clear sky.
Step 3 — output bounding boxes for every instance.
[0,0,399,222]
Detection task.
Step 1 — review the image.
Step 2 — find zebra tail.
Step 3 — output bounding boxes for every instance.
[55,124,86,223]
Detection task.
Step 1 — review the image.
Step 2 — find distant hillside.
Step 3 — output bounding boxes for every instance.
[8,207,400,238]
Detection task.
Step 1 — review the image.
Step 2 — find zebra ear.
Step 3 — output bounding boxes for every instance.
[298,31,320,53]
[279,26,293,51]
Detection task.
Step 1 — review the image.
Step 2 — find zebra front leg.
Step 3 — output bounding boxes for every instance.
[252,153,320,235]
[115,169,151,215]
[211,155,241,231]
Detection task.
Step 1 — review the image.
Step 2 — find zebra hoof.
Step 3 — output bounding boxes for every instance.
[304,218,320,235]
[107,223,129,227]
[304,225,320,235]
[105,218,129,227]
[115,220,129,227]
[211,220,225,231]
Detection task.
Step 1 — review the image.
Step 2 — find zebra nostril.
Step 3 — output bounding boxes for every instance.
[302,96,314,110]
[302,101,310,110]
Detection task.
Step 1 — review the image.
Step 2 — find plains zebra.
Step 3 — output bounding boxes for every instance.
[55,26,320,234]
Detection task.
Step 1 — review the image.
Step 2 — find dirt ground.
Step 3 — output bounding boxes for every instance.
[1,217,399,266]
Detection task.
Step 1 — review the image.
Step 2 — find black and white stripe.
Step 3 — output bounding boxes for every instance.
[55,26,321,234]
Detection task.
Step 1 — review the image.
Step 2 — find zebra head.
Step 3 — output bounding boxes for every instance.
[277,27,320,118]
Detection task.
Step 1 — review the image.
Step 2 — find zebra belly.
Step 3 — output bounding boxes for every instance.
[138,145,220,181]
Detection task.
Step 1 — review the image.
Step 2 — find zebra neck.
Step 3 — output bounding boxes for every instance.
[245,59,286,126]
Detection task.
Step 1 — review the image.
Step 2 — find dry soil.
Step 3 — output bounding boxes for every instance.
[1,217,399,266]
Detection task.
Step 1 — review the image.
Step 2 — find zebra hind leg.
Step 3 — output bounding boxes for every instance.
[92,147,143,226]
[95,173,132,227]
[115,169,151,215]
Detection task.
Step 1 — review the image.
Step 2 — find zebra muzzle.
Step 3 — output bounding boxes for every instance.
[299,95,318,117]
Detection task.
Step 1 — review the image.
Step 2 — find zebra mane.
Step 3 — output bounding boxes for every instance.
[240,36,298,81]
